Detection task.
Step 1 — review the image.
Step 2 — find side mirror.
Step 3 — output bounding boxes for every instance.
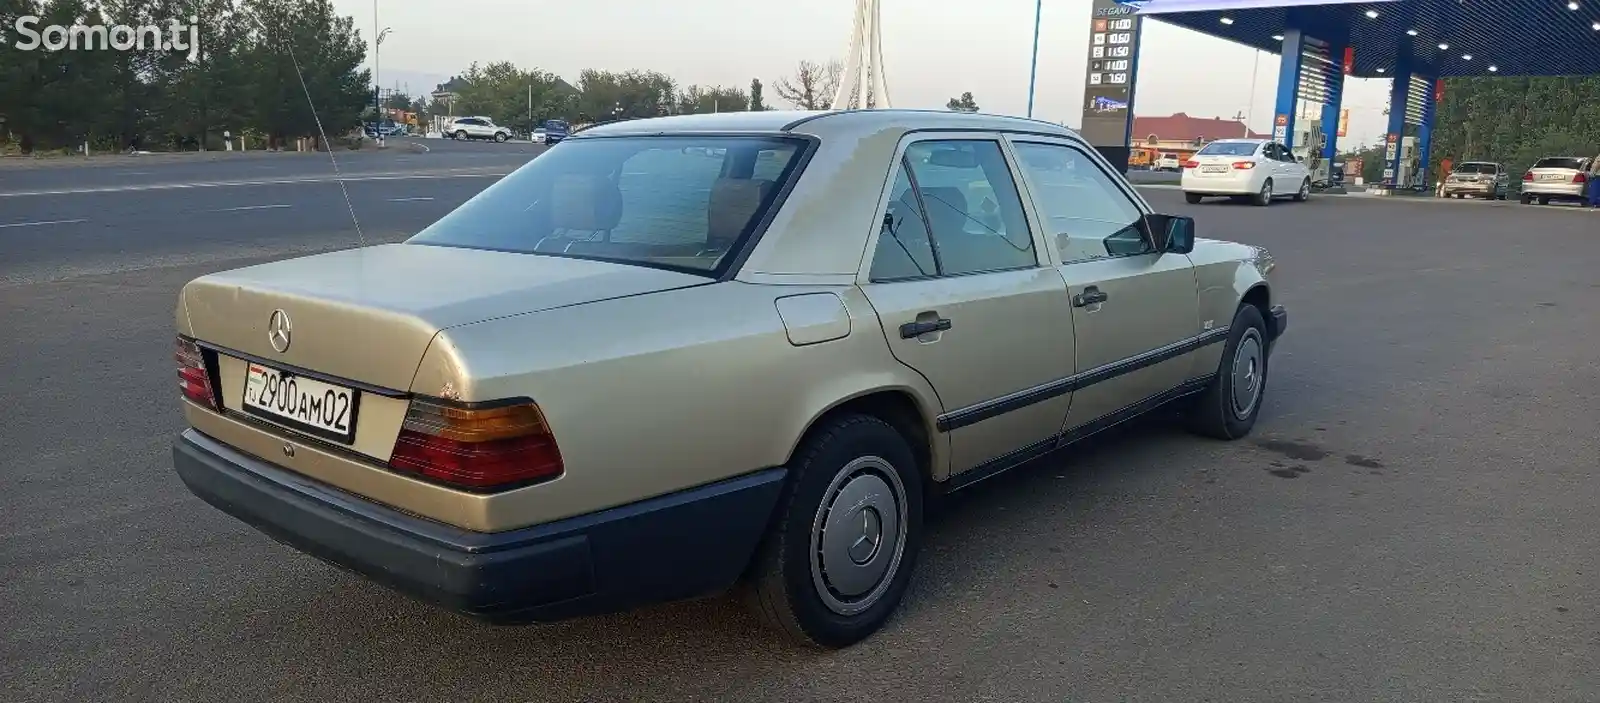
[1144,214,1195,254]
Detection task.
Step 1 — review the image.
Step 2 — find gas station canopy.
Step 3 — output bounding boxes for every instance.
[1130,0,1600,78]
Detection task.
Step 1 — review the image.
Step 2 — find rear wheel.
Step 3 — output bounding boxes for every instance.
[454,130,468,141]
[745,414,924,649]
[1252,179,1274,206]
[1186,305,1270,440]
[1185,192,1203,204]
[1538,195,1551,205]
[1293,178,1311,202]
[1520,193,1533,205]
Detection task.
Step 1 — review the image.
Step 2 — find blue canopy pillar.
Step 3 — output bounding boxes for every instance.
[1271,29,1305,152]
[1319,45,1348,165]
[1382,61,1411,188]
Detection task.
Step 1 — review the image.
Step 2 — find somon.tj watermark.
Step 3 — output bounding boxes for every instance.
[4,16,200,62]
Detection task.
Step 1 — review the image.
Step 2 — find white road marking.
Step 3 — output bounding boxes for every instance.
[0,218,88,229]
[0,170,511,198]
[387,196,434,202]
[208,204,292,212]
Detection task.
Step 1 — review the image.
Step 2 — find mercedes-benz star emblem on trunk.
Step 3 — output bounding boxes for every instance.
[267,309,292,353]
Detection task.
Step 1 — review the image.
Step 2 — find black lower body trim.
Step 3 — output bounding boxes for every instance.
[937,328,1231,433]
[944,374,1214,492]
[173,429,786,624]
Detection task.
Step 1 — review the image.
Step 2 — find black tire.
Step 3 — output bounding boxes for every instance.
[745,414,924,649]
[1292,178,1311,202]
[494,132,508,143]
[1185,192,1203,204]
[1538,196,1551,205]
[1252,179,1274,206]
[1520,193,1532,205]
[454,130,468,141]
[1186,305,1270,440]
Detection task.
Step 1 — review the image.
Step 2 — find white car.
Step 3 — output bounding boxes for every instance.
[1155,154,1181,171]
[1181,139,1312,206]
[445,116,513,142]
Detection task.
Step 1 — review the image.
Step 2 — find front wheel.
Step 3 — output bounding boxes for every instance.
[494,132,508,143]
[745,414,924,649]
[1186,304,1270,440]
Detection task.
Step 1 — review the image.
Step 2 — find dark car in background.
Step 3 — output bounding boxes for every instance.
[542,119,571,145]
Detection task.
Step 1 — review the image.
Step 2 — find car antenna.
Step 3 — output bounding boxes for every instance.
[248,11,367,249]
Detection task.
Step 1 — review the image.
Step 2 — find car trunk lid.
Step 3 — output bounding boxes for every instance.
[180,242,709,392]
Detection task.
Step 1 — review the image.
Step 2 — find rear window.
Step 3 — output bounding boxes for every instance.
[407,136,807,275]
[1196,142,1259,157]
[1453,162,1497,174]
[1532,157,1586,170]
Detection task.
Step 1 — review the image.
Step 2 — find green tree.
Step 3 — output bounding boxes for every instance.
[454,61,574,132]
[749,78,766,111]
[576,69,676,121]
[677,85,750,115]
[946,91,979,112]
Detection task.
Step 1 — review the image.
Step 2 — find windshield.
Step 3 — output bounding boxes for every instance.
[1196,142,1259,157]
[1453,162,1497,174]
[1532,157,1587,170]
[407,135,807,275]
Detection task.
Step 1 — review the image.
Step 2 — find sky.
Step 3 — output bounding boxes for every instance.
[335,0,1395,149]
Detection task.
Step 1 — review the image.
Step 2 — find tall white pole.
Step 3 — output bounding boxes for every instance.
[1244,49,1260,137]
[831,0,891,109]
[374,0,382,146]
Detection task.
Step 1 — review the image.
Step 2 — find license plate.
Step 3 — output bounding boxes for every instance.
[241,362,360,444]
[1201,165,1228,173]
[1539,174,1565,181]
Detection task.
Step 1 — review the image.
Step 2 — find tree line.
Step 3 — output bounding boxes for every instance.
[0,0,368,153]
[1347,76,1600,184]
[0,0,992,155]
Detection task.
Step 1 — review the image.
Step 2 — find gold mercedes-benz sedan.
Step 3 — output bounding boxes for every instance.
[172,109,1286,648]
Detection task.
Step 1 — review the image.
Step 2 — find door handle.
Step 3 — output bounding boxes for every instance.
[900,317,953,339]
[1073,287,1109,308]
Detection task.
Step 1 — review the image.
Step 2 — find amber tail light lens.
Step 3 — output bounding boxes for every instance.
[388,398,565,492]
[177,336,218,410]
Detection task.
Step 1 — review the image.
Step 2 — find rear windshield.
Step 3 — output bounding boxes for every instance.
[1196,142,1259,157]
[407,136,807,275]
[1532,157,1586,170]
[1453,162,1498,174]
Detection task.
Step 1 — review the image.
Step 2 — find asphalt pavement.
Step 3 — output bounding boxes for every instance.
[3,150,1599,703]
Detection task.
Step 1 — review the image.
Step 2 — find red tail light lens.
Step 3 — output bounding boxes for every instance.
[1182,160,1199,169]
[389,398,564,491]
[176,336,218,410]
[1574,172,1588,184]
[1232,161,1256,170]
[1523,171,1534,181]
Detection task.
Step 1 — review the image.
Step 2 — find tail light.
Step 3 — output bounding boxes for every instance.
[1182,160,1199,169]
[1232,161,1256,170]
[1575,172,1588,184]
[1523,171,1534,182]
[177,336,218,410]
[389,397,564,492]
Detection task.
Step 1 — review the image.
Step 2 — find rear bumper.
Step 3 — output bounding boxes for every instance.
[1182,170,1264,195]
[173,429,786,624]
[1520,183,1586,198]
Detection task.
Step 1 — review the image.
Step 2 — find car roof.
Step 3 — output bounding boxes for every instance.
[1205,138,1267,144]
[573,109,1079,141]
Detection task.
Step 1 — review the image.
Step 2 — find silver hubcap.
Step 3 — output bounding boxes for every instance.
[1300,181,1310,197]
[1261,182,1273,200]
[810,456,909,617]
[1230,329,1265,419]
